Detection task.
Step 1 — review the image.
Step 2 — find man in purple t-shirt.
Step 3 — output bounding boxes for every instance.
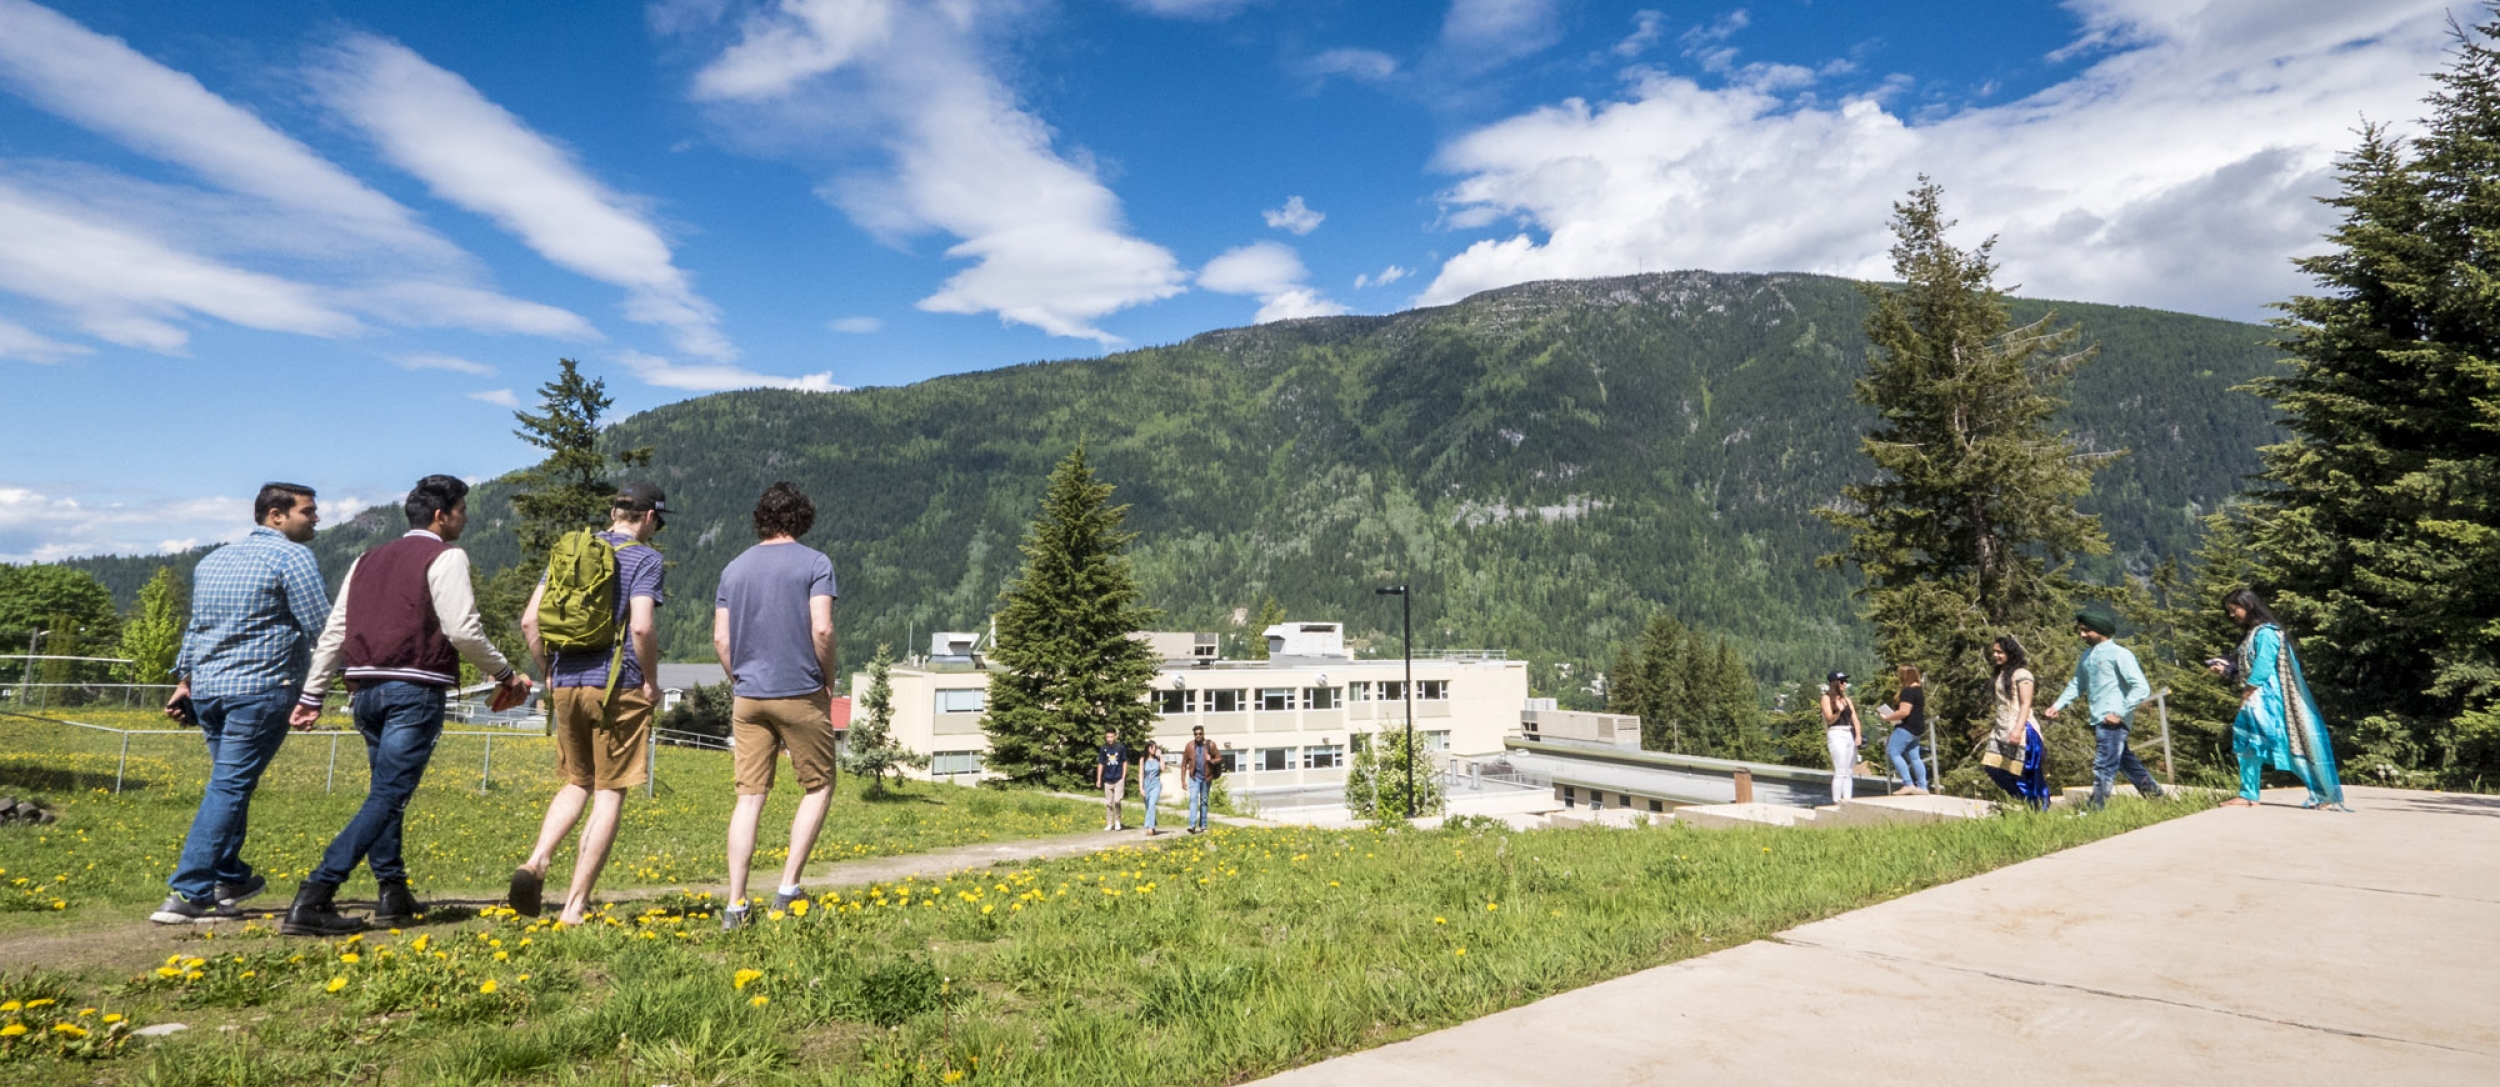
[712,482,841,928]
[509,483,667,923]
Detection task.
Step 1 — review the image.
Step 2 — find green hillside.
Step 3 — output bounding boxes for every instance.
[67,271,2282,699]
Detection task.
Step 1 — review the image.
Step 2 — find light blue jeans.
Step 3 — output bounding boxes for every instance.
[1142,773,1162,830]
[167,689,296,901]
[1187,777,1211,830]
[1886,727,1929,790]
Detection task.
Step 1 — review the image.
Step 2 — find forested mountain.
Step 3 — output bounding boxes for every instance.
[67,271,2282,699]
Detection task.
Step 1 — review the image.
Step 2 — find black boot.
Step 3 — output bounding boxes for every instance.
[280,881,366,937]
[372,880,421,928]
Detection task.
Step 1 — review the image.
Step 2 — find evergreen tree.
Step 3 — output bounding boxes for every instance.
[2244,24,2500,786]
[659,681,732,742]
[843,644,926,794]
[1820,179,2111,766]
[1608,614,1765,758]
[1343,725,1446,823]
[115,567,186,685]
[483,359,658,669]
[1245,596,1286,660]
[981,445,1161,788]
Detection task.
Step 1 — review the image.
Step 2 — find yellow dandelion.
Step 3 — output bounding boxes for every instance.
[749,994,770,1007]
[0,1024,25,1037]
[493,950,509,961]
[51,1023,87,1038]
[339,952,361,964]
[1486,903,1499,911]
[1433,916,1447,925]
[325,976,346,993]
[478,979,498,994]
[102,1013,123,1024]
[733,968,764,990]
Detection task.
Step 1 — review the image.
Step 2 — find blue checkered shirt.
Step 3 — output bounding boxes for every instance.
[174,527,332,700]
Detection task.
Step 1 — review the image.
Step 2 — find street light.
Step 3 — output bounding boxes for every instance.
[1374,586,1414,818]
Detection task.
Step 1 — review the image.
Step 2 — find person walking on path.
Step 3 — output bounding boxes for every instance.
[1819,672,1863,804]
[1875,665,1932,795]
[2045,606,2166,811]
[1182,725,1220,833]
[2207,589,2349,811]
[509,483,669,924]
[1095,728,1129,831]
[713,482,842,929]
[1982,635,2052,809]
[1138,740,1165,835]
[150,483,328,925]
[285,475,531,936]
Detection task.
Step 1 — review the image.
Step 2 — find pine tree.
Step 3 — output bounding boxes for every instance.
[1343,725,1446,823]
[1820,179,2111,766]
[483,359,658,669]
[982,445,1162,788]
[1245,596,1285,660]
[2244,23,2500,785]
[843,644,926,794]
[115,567,185,685]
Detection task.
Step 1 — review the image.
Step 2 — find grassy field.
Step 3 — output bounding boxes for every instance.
[0,756,2207,1086]
[0,711,1104,922]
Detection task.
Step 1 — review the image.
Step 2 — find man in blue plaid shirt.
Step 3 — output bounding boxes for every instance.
[151,483,329,924]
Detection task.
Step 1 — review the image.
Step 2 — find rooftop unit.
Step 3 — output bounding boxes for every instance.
[1137,631,1222,665]
[929,632,982,665]
[1265,621,1349,665]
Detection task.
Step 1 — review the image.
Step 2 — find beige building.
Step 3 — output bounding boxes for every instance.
[854,622,1530,796]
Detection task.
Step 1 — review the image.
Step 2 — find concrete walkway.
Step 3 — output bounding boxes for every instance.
[1253,786,2500,1086]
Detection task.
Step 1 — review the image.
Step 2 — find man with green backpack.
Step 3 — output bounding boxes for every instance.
[509,482,669,924]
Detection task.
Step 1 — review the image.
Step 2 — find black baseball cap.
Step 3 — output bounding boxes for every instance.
[614,481,669,515]
[1827,671,1849,684]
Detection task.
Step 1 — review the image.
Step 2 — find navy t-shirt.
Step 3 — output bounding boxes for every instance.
[1098,742,1127,783]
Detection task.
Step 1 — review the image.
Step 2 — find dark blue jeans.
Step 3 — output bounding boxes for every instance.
[167,689,296,901]
[309,681,446,887]
[2089,723,2164,810]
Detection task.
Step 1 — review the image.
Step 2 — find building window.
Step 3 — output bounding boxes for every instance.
[1350,732,1372,755]
[1590,791,1604,810]
[1378,681,1406,702]
[1209,689,1246,713]
[1422,729,1452,752]
[1152,689,1197,715]
[1257,688,1296,712]
[1257,747,1292,772]
[1218,748,1247,774]
[1305,686,1341,710]
[1348,681,1372,702]
[931,751,985,775]
[934,688,986,714]
[1304,744,1343,769]
[1649,799,1664,813]
[1561,785,1576,808]
[1418,679,1449,701]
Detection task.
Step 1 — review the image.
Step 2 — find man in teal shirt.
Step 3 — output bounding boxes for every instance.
[2045,607,2166,810]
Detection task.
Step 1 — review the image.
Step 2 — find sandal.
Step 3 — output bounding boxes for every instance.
[2221,797,2256,807]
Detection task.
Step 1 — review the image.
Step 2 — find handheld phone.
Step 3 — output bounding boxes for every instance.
[168,695,199,727]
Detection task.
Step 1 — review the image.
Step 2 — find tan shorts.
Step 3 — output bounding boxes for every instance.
[732,692,840,795]
[551,686,653,791]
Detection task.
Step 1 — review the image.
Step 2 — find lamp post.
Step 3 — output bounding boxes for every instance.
[21,629,47,710]
[1374,586,1414,818]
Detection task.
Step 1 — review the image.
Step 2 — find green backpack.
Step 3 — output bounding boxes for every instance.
[537,529,643,702]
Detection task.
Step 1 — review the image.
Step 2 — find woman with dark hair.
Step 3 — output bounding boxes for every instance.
[1982,635,2051,809]
[1874,665,1931,794]
[1818,672,1862,803]
[2206,589,2348,810]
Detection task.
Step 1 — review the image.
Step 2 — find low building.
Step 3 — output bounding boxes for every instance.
[1501,733,1892,812]
[857,621,1530,797]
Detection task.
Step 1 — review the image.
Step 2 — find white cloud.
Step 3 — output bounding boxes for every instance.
[397,352,494,376]
[1263,195,1325,235]
[0,180,360,350]
[1614,9,1667,58]
[1419,0,2454,320]
[0,485,248,564]
[688,0,1186,344]
[0,3,596,351]
[1123,0,1261,19]
[1300,48,1400,85]
[0,316,88,363]
[316,34,736,361]
[467,388,521,407]
[828,316,882,333]
[1198,241,1349,323]
[1353,264,1410,290]
[1438,0,1564,71]
[614,348,844,392]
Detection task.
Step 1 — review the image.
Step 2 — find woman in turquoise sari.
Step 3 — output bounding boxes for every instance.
[2206,589,2348,810]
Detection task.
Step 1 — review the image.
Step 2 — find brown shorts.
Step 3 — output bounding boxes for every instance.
[732,692,840,795]
[551,686,653,791]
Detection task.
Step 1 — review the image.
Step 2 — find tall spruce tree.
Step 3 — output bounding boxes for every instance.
[1607,614,1763,758]
[2247,21,2500,785]
[481,359,657,669]
[982,445,1161,788]
[1820,179,2111,761]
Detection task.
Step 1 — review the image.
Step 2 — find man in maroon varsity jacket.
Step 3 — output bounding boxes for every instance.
[282,474,532,935]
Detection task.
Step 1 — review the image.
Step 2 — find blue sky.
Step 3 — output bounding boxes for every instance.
[0,0,2461,561]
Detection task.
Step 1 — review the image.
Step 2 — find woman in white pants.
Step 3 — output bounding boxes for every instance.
[1819,671,1862,803]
